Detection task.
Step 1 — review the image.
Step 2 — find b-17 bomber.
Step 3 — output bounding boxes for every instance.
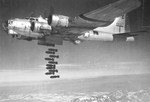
[1,0,143,79]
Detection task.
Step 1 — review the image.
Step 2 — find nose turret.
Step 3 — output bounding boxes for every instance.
[2,20,17,37]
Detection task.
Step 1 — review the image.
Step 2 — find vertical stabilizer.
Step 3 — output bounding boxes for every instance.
[95,14,128,34]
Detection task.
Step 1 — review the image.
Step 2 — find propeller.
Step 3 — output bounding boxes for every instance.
[47,6,54,25]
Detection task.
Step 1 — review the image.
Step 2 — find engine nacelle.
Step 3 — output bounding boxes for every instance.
[8,30,22,39]
[74,40,81,44]
[40,23,52,31]
[126,37,135,42]
[8,29,17,34]
[48,15,69,27]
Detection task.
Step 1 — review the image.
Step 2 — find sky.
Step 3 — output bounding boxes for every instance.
[0,0,150,83]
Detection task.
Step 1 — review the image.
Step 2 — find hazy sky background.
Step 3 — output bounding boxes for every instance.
[0,0,150,83]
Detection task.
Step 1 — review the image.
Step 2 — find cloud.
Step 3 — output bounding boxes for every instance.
[57,64,81,67]
[0,60,150,84]
[0,69,49,84]
[0,93,76,102]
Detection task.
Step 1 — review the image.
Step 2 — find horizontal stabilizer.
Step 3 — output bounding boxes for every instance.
[114,30,148,37]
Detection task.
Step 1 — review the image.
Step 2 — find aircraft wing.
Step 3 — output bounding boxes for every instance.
[70,0,141,28]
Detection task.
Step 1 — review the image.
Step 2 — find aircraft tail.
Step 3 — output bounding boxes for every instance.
[95,14,129,34]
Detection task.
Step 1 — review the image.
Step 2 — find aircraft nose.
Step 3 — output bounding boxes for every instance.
[2,20,8,33]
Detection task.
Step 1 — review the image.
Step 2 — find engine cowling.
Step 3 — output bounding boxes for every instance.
[126,37,135,42]
[8,29,22,39]
[10,33,24,39]
[48,14,69,27]
[74,40,81,44]
[8,29,17,35]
